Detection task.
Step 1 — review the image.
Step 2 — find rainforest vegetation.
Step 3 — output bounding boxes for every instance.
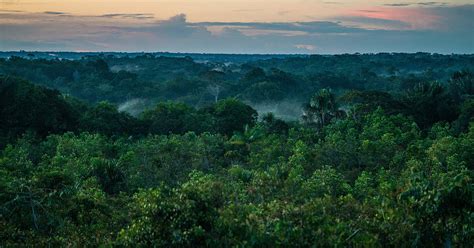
[0,53,473,246]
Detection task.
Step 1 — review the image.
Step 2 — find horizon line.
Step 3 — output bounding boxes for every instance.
[2,51,473,56]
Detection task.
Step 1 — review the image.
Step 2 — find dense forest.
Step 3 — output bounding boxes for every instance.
[2,53,473,117]
[0,53,473,246]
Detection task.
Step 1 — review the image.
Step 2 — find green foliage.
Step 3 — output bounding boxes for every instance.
[340,90,405,118]
[402,82,458,129]
[141,102,210,134]
[1,113,472,246]
[80,101,140,136]
[302,166,351,198]
[303,88,344,129]
[210,98,258,135]
[1,54,473,246]
[118,171,225,246]
[449,70,474,102]
[452,99,474,134]
[243,81,285,102]
[0,76,79,146]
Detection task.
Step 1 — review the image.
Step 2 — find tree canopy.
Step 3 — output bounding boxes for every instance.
[0,53,473,246]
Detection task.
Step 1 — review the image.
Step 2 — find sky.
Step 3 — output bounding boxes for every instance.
[0,0,473,54]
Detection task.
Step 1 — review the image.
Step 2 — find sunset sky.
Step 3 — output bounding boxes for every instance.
[1,0,473,53]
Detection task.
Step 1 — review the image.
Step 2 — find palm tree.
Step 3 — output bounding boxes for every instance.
[303,88,341,128]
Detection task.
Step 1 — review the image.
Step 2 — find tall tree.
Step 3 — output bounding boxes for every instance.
[303,88,343,129]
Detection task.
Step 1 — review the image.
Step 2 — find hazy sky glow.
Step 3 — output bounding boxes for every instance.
[1,0,473,53]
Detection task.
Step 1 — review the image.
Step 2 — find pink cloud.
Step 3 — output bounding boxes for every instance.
[345,7,441,30]
[295,44,316,51]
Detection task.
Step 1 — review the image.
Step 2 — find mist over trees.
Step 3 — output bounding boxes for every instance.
[0,53,473,246]
[1,53,473,117]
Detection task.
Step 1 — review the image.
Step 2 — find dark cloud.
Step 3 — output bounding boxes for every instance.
[128,14,209,38]
[428,4,474,31]
[196,21,361,34]
[99,13,154,19]
[418,2,447,6]
[1,6,473,54]
[43,11,68,15]
[384,3,412,7]
[384,2,448,7]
